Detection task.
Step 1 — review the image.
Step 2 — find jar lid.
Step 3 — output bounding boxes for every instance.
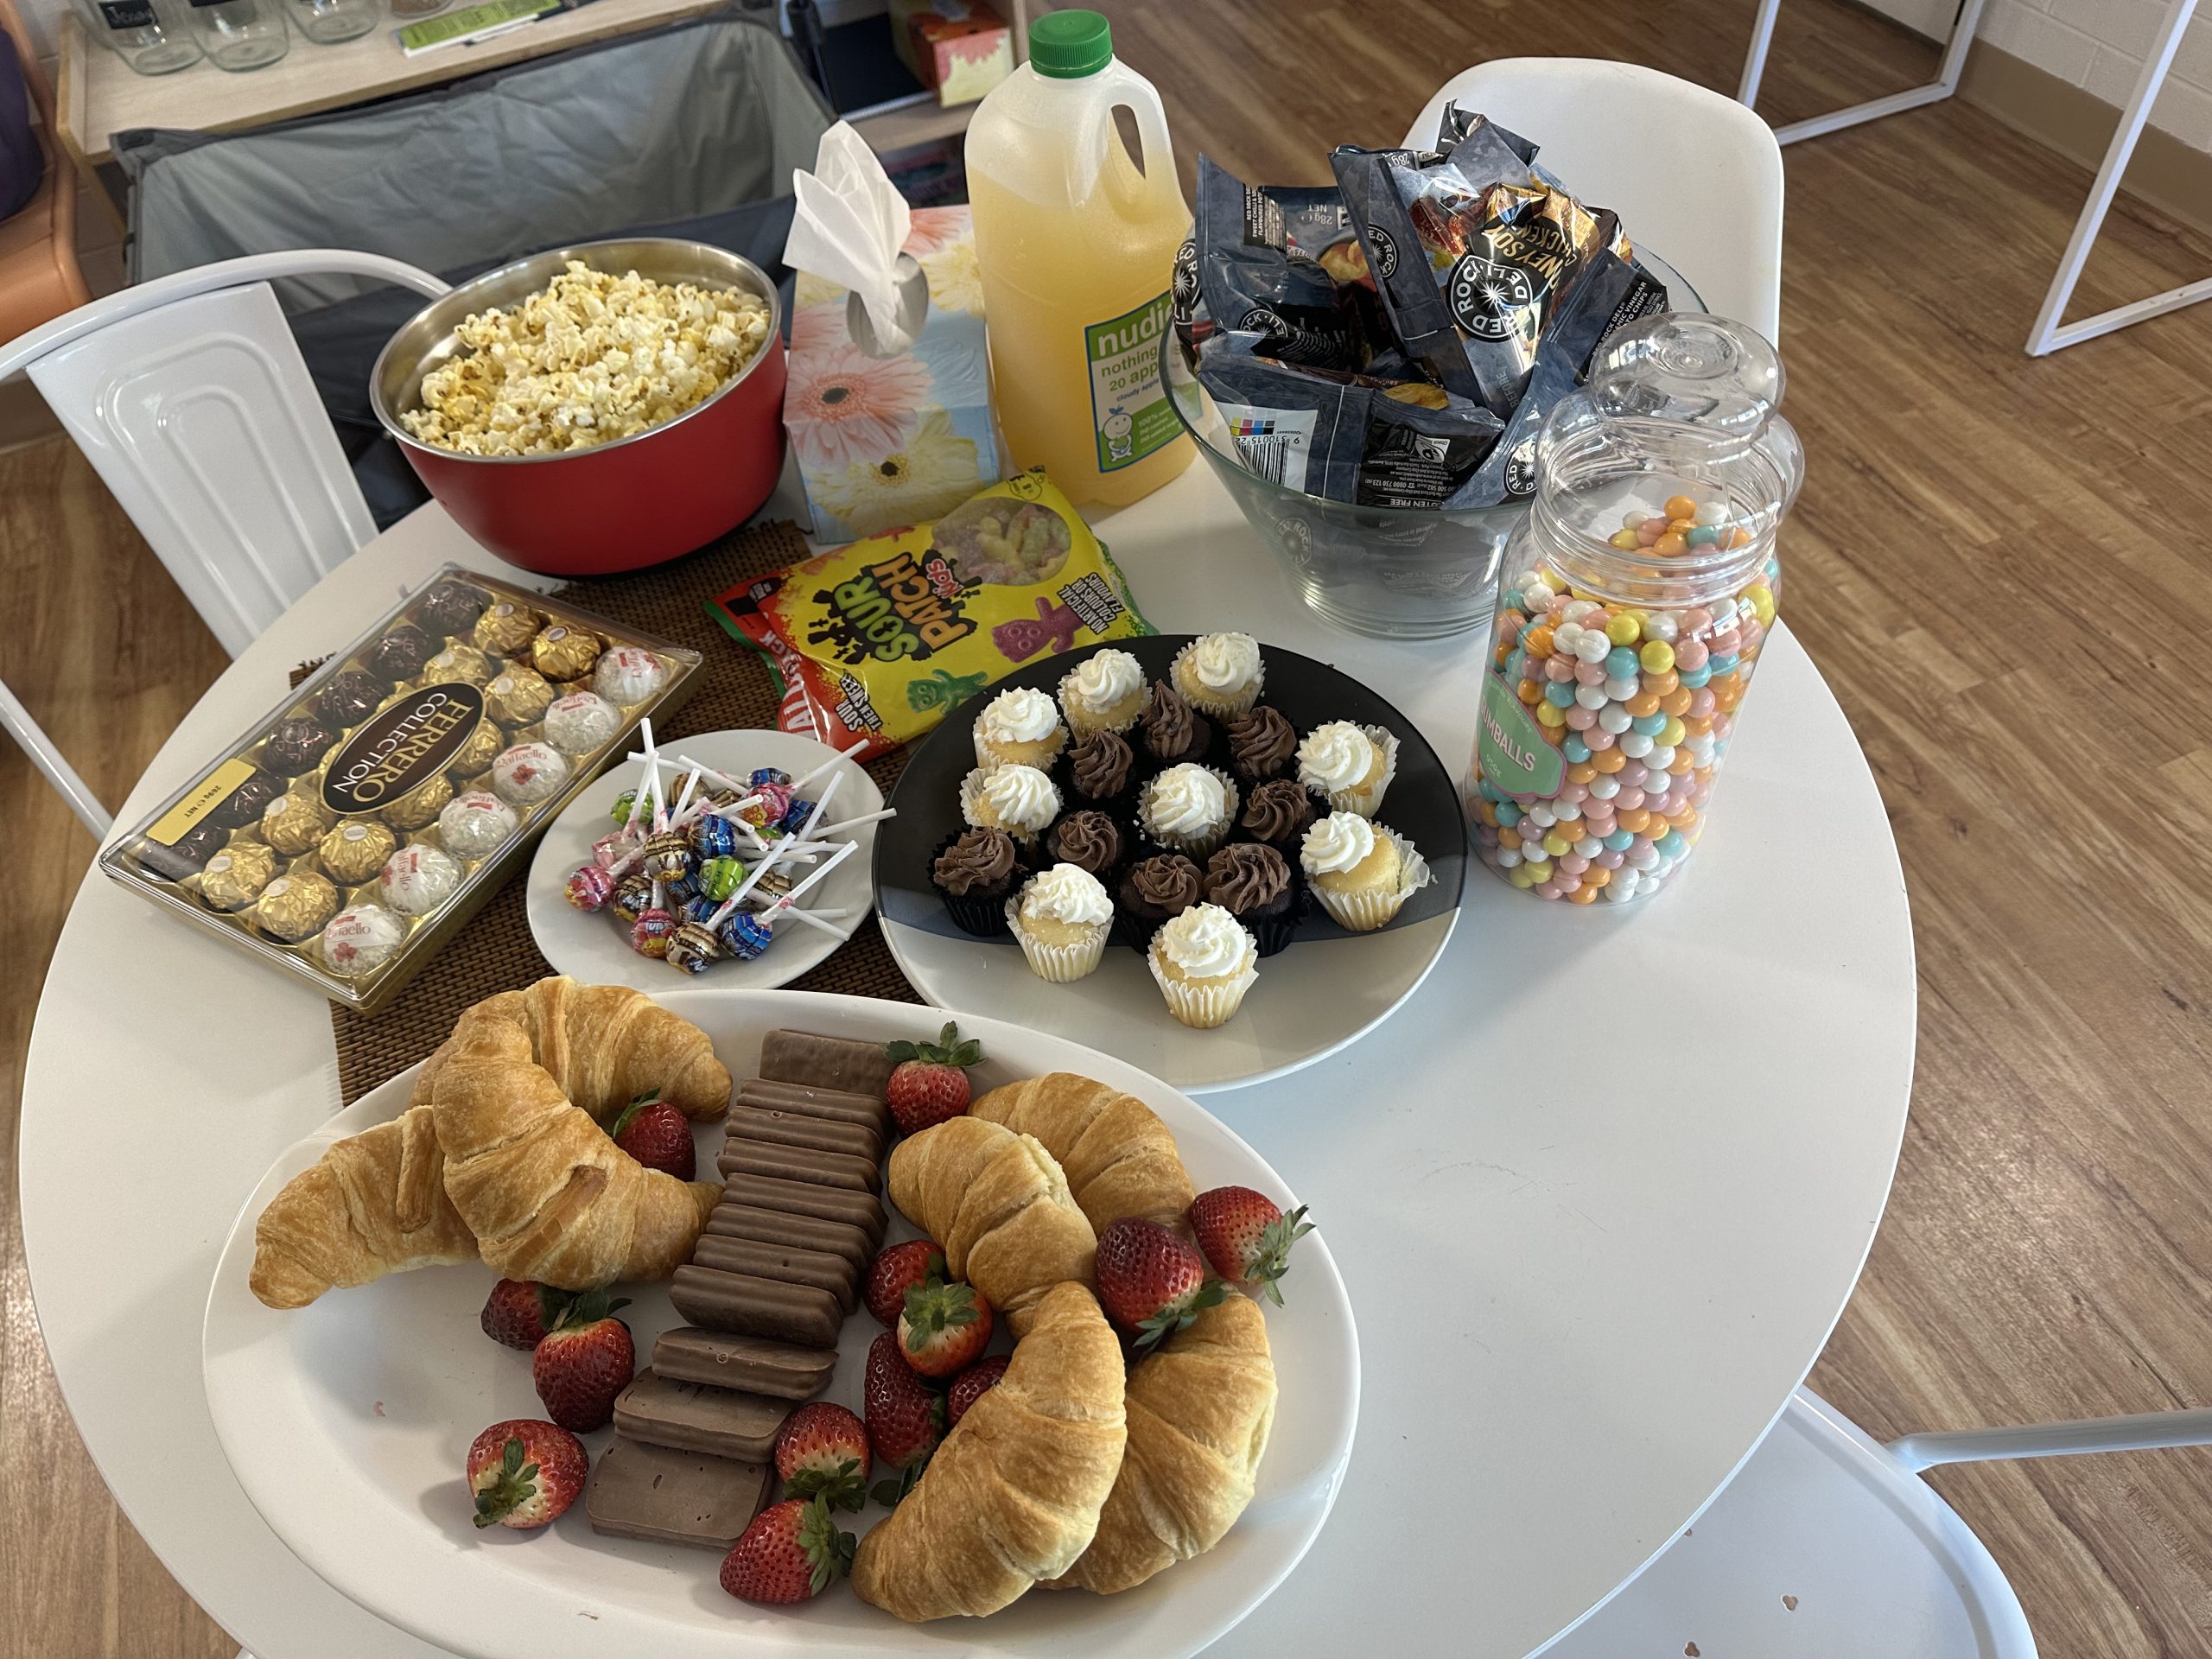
[1029,9,1114,78]
[1586,315,1784,444]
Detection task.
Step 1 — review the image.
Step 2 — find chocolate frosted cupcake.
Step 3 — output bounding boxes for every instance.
[1116,852,1202,952]
[1141,679,1212,767]
[1224,704,1297,784]
[1241,778,1316,852]
[1046,810,1125,879]
[1205,842,1299,957]
[931,827,1021,937]
[1065,727,1136,811]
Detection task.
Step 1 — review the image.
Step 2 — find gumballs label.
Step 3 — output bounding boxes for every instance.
[1477,671,1564,801]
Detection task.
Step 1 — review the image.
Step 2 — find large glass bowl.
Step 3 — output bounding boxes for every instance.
[1165,254,1703,640]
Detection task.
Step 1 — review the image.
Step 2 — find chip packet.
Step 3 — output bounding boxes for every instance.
[1184,156,1381,374]
[708,472,1154,760]
[1196,330,1505,508]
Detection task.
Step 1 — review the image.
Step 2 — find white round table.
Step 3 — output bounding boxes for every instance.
[19,463,1913,1659]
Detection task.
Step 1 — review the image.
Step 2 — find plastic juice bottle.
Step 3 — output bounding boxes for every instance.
[965,9,1195,507]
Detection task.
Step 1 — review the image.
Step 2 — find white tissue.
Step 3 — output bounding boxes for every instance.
[785,122,917,353]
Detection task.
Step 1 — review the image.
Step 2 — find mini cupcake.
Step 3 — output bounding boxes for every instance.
[1057,647,1147,737]
[1170,632,1265,720]
[1116,853,1202,950]
[1139,763,1239,861]
[1141,679,1212,767]
[1300,811,1431,931]
[1046,810,1125,878]
[959,763,1060,846]
[1224,704,1297,784]
[1240,778,1315,853]
[1204,842,1298,957]
[1065,727,1137,811]
[930,827,1021,937]
[1297,721,1400,818]
[1006,863,1113,982]
[972,685,1069,771]
[1147,903,1260,1028]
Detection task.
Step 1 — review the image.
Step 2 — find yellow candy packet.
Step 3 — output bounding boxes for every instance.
[710,471,1154,759]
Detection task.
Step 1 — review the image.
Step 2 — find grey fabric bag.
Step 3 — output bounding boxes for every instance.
[117,9,833,310]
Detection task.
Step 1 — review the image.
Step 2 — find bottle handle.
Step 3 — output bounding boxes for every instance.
[1086,69,1176,219]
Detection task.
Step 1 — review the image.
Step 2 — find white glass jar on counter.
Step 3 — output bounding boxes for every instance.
[1464,315,1802,904]
[71,0,201,74]
[184,0,289,69]
[288,0,378,42]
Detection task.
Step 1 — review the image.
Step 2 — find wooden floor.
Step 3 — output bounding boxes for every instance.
[7,2,2212,1654]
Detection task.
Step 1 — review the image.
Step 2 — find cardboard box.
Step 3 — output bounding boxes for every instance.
[889,0,1013,107]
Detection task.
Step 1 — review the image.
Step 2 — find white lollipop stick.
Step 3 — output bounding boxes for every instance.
[790,737,869,791]
[808,805,897,837]
[769,906,856,942]
[791,772,843,842]
[705,836,802,928]
[762,837,856,910]
[672,754,757,796]
[670,765,702,824]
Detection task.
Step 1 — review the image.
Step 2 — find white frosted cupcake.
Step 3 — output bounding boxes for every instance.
[1006,863,1113,982]
[971,685,1068,770]
[1296,720,1400,818]
[1138,762,1239,860]
[1170,631,1265,720]
[1057,647,1147,738]
[959,763,1061,845]
[1300,811,1430,931]
[1147,903,1260,1028]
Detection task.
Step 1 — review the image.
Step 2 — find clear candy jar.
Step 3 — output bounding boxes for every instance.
[1464,315,1802,904]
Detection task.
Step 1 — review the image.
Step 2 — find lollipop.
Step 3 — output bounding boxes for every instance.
[697,855,747,903]
[631,907,678,958]
[566,864,617,912]
[611,790,645,830]
[717,911,775,961]
[680,893,721,924]
[611,873,655,924]
[691,814,740,861]
[748,767,793,789]
[664,920,723,975]
[642,828,692,880]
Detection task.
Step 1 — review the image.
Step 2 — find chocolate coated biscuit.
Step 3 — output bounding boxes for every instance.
[670,1265,843,1347]
[722,1171,886,1243]
[584,1436,772,1549]
[725,1103,882,1162]
[653,1325,837,1400]
[760,1029,895,1099]
[704,1202,871,1274]
[613,1369,793,1461]
[691,1231,857,1311]
[716,1136,880,1194]
[735,1078,891,1135]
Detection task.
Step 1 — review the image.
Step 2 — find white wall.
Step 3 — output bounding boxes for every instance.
[20,0,66,62]
[1863,0,2212,153]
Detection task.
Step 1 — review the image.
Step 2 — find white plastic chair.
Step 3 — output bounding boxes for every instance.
[1402,59,1783,342]
[1541,1385,2212,1656]
[0,250,448,838]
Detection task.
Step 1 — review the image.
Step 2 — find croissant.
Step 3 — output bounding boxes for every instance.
[249,1104,480,1308]
[1046,1295,1277,1595]
[969,1071,1195,1233]
[429,1007,720,1288]
[410,976,731,1122]
[852,1282,1127,1620]
[887,1117,1096,1337]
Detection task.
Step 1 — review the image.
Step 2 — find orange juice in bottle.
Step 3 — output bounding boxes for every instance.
[965,9,1195,507]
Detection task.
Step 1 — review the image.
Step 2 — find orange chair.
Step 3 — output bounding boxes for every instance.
[0,0,92,345]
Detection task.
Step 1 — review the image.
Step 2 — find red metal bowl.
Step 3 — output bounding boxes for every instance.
[371,239,787,576]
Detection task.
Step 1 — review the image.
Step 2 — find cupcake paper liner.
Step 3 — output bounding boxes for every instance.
[1147,931,1261,1029]
[1006,900,1109,982]
[928,830,1015,938]
[1058,673,1146,740]
[1313,825,1432,932]
[1170,639,1266,721]
[974,725,1069,772]
[1324,725,1401,818]
[1138,765,1240,862]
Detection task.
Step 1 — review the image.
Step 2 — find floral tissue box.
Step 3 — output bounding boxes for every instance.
[785,205,1006,545]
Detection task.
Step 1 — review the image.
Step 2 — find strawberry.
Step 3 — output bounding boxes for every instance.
[718,1497,854,1604]
[480,1280,575,1351]
[946,1354,1009,1426]
[610,1093,695,1180]
[865,1239,946,1327]
[883,1021,982,1135]
[466,1419,588,1530]
[863,1332,944,1504]
[898,1281,992,1378]
[773,1403,870,1513]
[531,1288,634,1432]
[1187,1186,1314,1306]
[1093,1217,1225,1351]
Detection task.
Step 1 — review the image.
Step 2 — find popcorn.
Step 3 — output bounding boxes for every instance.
[399,261,772,458]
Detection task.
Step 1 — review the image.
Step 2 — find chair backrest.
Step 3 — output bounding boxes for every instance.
[1402,59,1784,341]
[0,250,447,657]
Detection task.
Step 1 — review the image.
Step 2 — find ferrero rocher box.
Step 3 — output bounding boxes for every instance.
[99,564,701,1013]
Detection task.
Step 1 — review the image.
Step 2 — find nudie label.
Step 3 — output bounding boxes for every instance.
[321,683,484,812]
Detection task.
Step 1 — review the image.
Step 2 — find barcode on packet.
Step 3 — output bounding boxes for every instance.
[1236,430,1296,485]
[1217,402,1317,495]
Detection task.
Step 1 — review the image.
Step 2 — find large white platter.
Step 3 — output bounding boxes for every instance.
[201,989,1358,1659]
[526,731,881,995]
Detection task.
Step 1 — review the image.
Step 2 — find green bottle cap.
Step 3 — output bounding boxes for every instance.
[1027,9,1113,78]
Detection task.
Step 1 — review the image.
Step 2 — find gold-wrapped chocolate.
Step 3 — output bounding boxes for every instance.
[262,790,335,856]
[453,717,503,775]
[473,601,541,656]
[381,772,454,831]
[319,819,397,885]
[199,842,276,911]
[530,623,601,683]
[256,871,338,941]
[422,642,493,687]
[484,665,555,727]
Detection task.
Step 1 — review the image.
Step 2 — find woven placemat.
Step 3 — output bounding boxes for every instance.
[301,519,921,1107]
